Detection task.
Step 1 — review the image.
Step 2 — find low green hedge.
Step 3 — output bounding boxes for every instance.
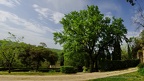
[0,67,60,72]
[39,68,60,72]
[99,59,139,71]
[60,66,77,74]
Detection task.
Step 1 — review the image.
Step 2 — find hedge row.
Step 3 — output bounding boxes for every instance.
[60,66,77,74]
[0,67,60,72]
[99,59,140,71]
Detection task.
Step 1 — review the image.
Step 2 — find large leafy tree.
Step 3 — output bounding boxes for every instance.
[18,43,34,68]
[0,32,24,73]
[54,5,127,72]
[54,5,105,72]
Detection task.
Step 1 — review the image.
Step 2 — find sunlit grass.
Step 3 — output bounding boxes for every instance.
[89,72,144,81]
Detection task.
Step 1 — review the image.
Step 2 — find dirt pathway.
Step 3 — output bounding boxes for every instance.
[0,68,138,81]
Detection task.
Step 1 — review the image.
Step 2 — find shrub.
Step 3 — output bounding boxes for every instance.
[49,70,56,73]
[82,66,88,72]
[60,66,76,74]
[38,68,60,72]
[137,63,144,69]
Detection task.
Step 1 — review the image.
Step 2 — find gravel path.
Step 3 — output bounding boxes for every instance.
[0,68,138,81]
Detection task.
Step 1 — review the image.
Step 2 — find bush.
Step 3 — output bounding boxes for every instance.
[39,68,60,72]
[137,63,144,69]
[60,66,76,74]
[138,68,144,76]
[99,59,139,71]
[82,66,88,72]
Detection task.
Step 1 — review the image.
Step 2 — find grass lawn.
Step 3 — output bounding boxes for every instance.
[0,71,63,75]
[89,72,144,81]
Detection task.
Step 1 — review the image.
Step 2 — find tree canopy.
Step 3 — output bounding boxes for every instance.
[0,33,58,73]
[54,5,127,72]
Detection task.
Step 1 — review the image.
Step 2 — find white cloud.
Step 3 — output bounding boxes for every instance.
[0,0,21,7]
[0,24,61,49]
[0,10,55,33]
[126,31,140,38]
[105,12,113,19]
[45,0,88,13]
[50,12,64,24]
[33,4,64,24]
[33,4,50,19]
[0,10,62,49]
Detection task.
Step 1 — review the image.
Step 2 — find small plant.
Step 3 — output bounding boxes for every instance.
[60,66,76,74]
[82,66,87,72]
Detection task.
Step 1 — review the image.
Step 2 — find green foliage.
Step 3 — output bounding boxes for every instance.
[54,5,127,72]
[82,66,88,72]
[60,66,76,74]
[121,45,129,60]
[0,71,63,75]
[137,63,144,69]
[38,68,60,72]
[100,59,139,71]
[0,39,58,72]
[0,32,24,73]
[17,43,58,71]
[138,68,144,76]
[130,30,144,59]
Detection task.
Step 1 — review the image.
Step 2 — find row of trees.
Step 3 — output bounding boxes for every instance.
[0,33,58,73]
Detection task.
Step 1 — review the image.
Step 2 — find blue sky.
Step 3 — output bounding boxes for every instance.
[0,0,143,49]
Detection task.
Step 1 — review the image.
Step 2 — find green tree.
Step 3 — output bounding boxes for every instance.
[54,5,105,72]
[18,43,58,70]
[110,17,127,60]
[39,42,47,48]
[0,32,24,73]
[29,46,45,71]
[54,5,127,72]
[129,30,144,59]
[42,48,58,66]
[18,43,33,68]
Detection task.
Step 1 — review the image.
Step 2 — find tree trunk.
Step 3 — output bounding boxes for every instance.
[89,59,94,72]
[36,63,39,72]
[8,63,11,73]
[95,58,98,72]
[127,44,132,59]
[113,41,121,60]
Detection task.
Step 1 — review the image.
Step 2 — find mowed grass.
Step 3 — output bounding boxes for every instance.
[89,72,144,81]
[0,71,63,75]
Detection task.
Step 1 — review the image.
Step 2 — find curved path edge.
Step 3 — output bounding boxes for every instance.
[0,67,138,81]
